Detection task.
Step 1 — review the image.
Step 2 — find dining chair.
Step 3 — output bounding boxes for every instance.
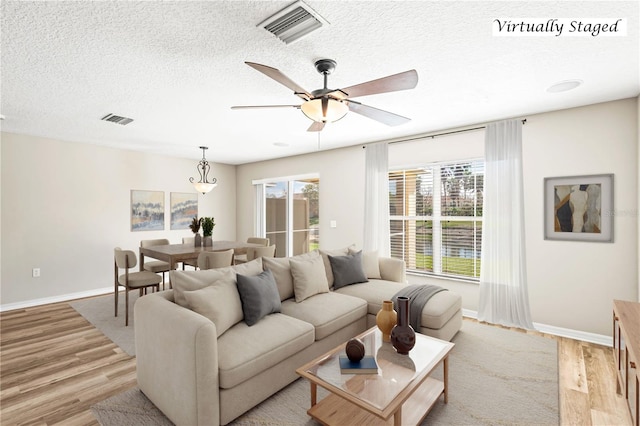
[197,249,235,270]
[234,237,270,264]
[114,247,162,326]
[140,239,171,289]
[182,237,198,270]
[246,244,277,262]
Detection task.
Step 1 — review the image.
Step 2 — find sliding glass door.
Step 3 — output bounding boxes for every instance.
[258,176,319,257]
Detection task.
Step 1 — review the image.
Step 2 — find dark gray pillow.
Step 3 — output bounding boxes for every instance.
[236,269,281,326]
[328,250,369,289]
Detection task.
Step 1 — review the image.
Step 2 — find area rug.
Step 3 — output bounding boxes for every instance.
[91,320,559,425]
[70,292,141,356]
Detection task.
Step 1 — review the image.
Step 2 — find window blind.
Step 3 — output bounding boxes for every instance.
[389,160,484,280]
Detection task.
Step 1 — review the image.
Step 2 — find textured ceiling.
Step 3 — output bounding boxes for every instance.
[1,1,639,165]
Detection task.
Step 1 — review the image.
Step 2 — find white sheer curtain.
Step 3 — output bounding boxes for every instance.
[363,142,390,257]
[253,183,265,237]
[478,120,534,330]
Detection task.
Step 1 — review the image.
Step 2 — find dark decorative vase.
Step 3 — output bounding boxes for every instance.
[390,296,415,355]
[194,234,202,247]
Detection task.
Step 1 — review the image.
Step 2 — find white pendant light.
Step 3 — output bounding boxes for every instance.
[189,146,217,194]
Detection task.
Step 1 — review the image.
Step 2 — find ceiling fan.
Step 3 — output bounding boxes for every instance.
[231,59,418,132]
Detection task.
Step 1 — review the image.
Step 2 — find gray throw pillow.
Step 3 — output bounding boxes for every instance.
[328,250,369,289]
[236,269,281,326]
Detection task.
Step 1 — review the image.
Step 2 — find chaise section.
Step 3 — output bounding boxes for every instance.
[217,313,314,389]
[334,279,462,341]
[281,292,367,340]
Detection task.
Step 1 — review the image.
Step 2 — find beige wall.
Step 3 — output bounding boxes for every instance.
[638,95,640,302]
[237,98,638,336]
[523,99,637,335]
[0,133,236,306]
[236,146,366,251]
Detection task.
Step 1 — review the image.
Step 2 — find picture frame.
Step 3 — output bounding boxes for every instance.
[131,190,165,231]
[170,192,198,230]
[543,174,613,242]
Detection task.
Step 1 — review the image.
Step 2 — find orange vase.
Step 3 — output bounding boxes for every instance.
[376,300,397,342]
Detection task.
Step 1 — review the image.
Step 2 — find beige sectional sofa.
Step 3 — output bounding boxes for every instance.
[134,247,462,426]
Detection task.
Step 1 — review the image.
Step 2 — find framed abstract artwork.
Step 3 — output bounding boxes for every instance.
[543,174,613,242]
[170,192,198,230]
[131,190,165,231]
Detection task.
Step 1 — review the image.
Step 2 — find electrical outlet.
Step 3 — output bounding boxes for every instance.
[32,268,40,278]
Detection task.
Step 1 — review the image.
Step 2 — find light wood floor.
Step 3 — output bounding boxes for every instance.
[0,301,633,425]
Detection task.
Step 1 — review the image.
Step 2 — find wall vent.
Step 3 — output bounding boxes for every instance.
[101,113,134,126]
[258,0,328,44]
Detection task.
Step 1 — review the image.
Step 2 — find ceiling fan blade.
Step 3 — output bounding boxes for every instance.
[346,101,411,126]
[333,70,418,99]
[307,121,325,132]
[245,62,311,100]
[231,105,300,110]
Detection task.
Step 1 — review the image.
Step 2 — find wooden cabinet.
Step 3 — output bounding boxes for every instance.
[613,300,640,426]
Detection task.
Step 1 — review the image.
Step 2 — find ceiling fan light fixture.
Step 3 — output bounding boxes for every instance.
[301,98,348,123]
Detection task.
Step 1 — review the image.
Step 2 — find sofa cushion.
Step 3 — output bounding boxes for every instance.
[236,269,281,326]
[217,313,315,389]
[329,250,368,289]
[170,258,264,308]
[349,248,382,279]
[182,271,242,336]
[231,257,264,276]
[334,279,462,330]
[262,257,294,301]
[171,269,228,308]
[319,245,354,287]
[289,252,329,302]
[419,290,463,329]
[281,292,367,340]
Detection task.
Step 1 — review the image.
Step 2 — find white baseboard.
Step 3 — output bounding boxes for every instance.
[0,287,113,312]
[462,308,611,347]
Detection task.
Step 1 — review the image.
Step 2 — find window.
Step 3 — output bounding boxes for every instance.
[255,176,319,257]
[389,160,483,280]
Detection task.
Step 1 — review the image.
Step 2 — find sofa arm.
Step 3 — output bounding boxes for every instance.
[135,291,220,426]
[378,257,406,283]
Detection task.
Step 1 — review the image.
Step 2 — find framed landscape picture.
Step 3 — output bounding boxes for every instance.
[543,174,613,242]
[131,190,165,231]
[170,192,198,230]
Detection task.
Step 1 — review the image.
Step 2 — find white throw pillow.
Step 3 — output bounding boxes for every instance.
[349,248,381,279]
[171,257,263,308]
[171,269,228,308]
[289,251,329,302]
[262,256,294,301]
[182,271,243,337]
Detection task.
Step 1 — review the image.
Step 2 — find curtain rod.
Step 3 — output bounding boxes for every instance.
[363,119,527,148]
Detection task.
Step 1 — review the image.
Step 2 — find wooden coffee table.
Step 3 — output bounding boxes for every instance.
[296,327,454,425]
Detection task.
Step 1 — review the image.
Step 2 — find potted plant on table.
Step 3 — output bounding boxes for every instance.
[189,216,202,247]
[201,217,215,247]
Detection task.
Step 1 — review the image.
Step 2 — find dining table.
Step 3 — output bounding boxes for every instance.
[139,240,264,277]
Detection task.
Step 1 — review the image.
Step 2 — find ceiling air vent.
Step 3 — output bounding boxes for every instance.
[101,113,133,126]
[258,0,328,44]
